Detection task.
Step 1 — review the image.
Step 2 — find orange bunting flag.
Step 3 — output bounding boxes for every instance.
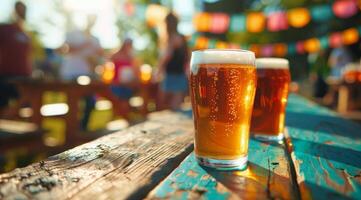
[273,43,287,57]
[249,44,261,56]
[246,12,266,33]
[287,8,311,28]
[195,37,209,49]
[304,38,321,53]
[215,41,229,49]
[194,13,211,32]
[342,28,359,45]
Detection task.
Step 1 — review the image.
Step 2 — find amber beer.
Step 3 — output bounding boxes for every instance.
[190,49,256,170]
[250,58,291,141]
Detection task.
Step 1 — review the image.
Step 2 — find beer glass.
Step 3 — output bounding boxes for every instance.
[250,58,291,141]
[189,49,257,170]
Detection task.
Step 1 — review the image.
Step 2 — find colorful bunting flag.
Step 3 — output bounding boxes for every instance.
[333,0,358,18]
[267,12,288,32]
[287,8,311,28]
[311,5,333,22]
[229,14,246,32]
[192,0,360,33]
[210,13,230,33]
[189,26,361,56]
[246,12,266,33]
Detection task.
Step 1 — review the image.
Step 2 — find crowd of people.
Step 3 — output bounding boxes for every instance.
[0,2,190,130]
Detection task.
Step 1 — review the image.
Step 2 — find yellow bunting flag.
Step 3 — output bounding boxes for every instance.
[273,43,287,57]
[215,41,228,49]
[145,4,168,27]
[246,12,266,33]
[195,36,209,49]
[287,8,311,28]
[342,28,359,45]
[304,38,321,53]
[194,13,211,32]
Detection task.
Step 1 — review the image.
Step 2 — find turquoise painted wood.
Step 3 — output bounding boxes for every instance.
[148,94,361,199]
[286,94,361,199]
[148,139,298,199]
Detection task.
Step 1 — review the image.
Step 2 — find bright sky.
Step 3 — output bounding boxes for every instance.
[0,0,195,49]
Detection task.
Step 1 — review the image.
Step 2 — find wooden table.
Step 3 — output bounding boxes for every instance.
[0,94,360,199]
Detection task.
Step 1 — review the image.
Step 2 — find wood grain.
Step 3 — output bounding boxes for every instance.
[285,94,361,200]
[147,139,299,200]
[0,111,194,200]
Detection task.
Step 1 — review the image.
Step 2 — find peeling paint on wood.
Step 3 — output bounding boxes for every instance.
[286,94,361,200]
[147,138,298,200]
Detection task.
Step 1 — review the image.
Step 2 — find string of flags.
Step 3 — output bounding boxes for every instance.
[189,26,361,56]
[123,2,360,55]
[193,0,361,33]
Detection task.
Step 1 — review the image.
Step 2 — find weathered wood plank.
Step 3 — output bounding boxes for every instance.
[147,139,298,200]
[285,94,361,200]
[0,111,194,200]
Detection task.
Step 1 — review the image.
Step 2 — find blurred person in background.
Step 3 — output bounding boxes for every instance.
[325,46,353,107]
[60,15,102,80]
[60,15,103,131]
[157,12,189,110]
[0,1,31,115]
[328,46,352,81]
[309,51,330,99]
[110,38,138,100]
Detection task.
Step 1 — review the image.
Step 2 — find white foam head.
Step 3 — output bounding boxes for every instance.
[256,58,289,69]
[190,49,255,74]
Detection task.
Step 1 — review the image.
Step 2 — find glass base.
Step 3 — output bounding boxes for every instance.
[196,155,248,170]
[252,132,284,142]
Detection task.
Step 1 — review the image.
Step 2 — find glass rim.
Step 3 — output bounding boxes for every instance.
[191,48,255,66]
[256,57,289,69]
[192,48,254,54]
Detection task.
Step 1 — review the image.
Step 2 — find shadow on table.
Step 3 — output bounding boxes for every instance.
[291,138,361,169]
[202,161,354,200]
[286,111,361,139]
[299,182,355,200]
[201,162,295,199]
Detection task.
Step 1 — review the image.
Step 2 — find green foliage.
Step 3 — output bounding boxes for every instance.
[115,14,158,66]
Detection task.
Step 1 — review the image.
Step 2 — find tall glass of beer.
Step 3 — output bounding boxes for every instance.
[189,49,257,170]
[250,58,291,141]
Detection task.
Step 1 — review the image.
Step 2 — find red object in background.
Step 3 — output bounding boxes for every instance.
[329,33,343,48]
[333,0,358,18]
[296,42,305,54]
[343,70,361,83]
[0,24,31,77]
[261,45,273,57]
[210,13,229,34]
[124,1,135,16]
[267,12,288,32]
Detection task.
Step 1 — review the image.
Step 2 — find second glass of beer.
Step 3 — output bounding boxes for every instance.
[189,49,257,170]
[250,58,291,141]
